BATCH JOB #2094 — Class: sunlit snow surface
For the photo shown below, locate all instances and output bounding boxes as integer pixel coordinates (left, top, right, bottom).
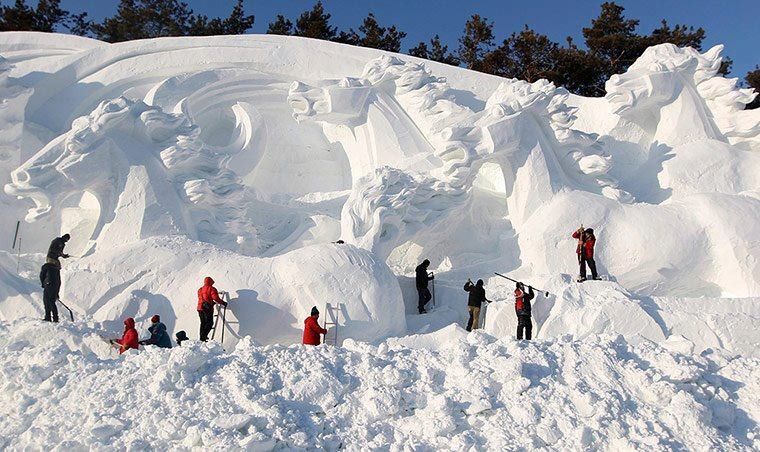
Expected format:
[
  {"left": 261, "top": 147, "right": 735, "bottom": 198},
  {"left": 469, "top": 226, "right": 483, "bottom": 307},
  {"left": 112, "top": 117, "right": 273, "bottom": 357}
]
[{"left": 0, "top": 32, "right": 759, "bottom": 449}]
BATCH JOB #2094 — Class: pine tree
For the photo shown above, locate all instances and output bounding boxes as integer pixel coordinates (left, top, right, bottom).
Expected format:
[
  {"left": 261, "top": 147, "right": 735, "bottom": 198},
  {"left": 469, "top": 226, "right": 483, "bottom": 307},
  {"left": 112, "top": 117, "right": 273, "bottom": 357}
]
[
  {"left": 294, "top": 1, "right": 337, "bottom": 40},
  {"left": 91, "top": 0, "right": 253, "bottom": 42},
  {"left": 0, "top": 0, "right": 69, "bottom": 32},
  {"left": 409, "top": 35, "right": 460, "bottom": 66},
  {"left": 188, "top": 0, "right": 254, "bottom": 36},
  {"left": 69, "top": 12, "right": 92, "bottom": 36},
  {"left": 267, "top": 15, "right": 293, "bottom": 35},
  {"left": 492, "top": 26, "right": 559, "bottom": 82},
  {"left": 746, "top": 66, "right": 760, "bottom": 110},
  {"left": 340, "top": 13, "right": 406, "bottom": 52},
  {"left": 648, "top": 19, "right": 705, "bottom": 49},
  {"left": 457, "top": 14, "right": 495, "bottom": 70},
  {"left": 582, "top": 1, "right": 648, "bottom": 79}
]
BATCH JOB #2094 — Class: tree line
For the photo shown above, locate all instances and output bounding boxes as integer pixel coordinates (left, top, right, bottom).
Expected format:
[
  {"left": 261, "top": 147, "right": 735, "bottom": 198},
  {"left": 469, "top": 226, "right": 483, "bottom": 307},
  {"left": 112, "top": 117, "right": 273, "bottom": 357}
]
[{"left": 0, "top": 0, "right": 757, "bottom": 105}]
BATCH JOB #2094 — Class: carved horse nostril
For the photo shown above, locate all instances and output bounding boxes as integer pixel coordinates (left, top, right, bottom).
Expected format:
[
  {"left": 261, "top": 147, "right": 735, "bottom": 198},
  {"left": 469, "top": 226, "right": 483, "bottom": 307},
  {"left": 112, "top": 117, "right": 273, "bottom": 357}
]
[{"left": 12, "top": 169, "right": 30, "bottom": 185}]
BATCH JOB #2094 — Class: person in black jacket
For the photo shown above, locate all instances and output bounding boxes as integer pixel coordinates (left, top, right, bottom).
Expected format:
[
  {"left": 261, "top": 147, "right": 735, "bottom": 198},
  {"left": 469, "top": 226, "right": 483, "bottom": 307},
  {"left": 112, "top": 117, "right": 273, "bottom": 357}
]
[
  {"left": 46, "top": 234, "right": 71, "bottom": 268},
  {"left": 140, "top": 315, "right": 172, "bottom": 348},
  {"left": 415, "top": 259, "right": 434, "bottom": 314},
  {"left": 463, "top": 278, "right": 490, "bottom": 331},
  {"left": 514, "top": 282, "right": 535, "bottom": 340},
  {"left": 39, "top": 262, "right": 61, "bottom": 322}
]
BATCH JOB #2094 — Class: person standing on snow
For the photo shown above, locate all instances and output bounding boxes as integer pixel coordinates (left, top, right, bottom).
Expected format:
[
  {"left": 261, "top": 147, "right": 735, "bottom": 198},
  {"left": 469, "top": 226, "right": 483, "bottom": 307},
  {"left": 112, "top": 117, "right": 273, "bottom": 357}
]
[
  {"left": 415, "top": 259, "right": 434, "bottom": 314},
  {"left": 39, "top": 262, "right": 61, "bottom": 323},
  {"left": 463, "top": 278, "right": 491, "bottom": 331},
  {"left": 303, "top": 306, "right": 328, "bottom": 345},
  {"left": 197, "top": 276, "right": 227, "bottom": 342},
  {"left": 46, "top": 233, "right": 71, "bottom": 268},
  {"left": 139, "top": 315, "right": 172, "bottom": 348},
  {"left": 572, "top": 227, "right": 599, "bottom": 282},
  {"left": 515, "top": 282, "right": 535, "bottom": 340},
  {"left": 110, "top": 317, "right": 139, "bottom": 354}
]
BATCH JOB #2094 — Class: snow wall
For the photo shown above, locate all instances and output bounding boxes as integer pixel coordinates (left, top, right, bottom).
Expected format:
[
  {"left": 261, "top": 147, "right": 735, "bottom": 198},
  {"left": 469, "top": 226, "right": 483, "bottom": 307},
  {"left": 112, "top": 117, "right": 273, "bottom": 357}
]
[{"left": 0, "top": 32, "right": 759, "bottom": 348}]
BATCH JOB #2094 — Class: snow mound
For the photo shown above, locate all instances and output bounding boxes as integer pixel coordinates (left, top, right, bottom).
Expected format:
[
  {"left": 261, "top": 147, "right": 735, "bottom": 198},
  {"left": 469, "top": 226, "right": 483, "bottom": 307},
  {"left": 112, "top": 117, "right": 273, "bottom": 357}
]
[
  {"left": 58, "top": 237, "right": 405, "bottom": 347},
  {"left": 1, "top": 318, "right": 758, "bottom": 450}
]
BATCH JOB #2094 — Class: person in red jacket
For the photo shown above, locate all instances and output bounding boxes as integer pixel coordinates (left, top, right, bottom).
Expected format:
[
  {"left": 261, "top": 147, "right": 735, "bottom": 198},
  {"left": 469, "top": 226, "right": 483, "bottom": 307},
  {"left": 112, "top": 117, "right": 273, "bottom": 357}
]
[
  {"left": 110, "top": 317, "right": 139, "bottom": 354},
  {"left": 303, "top": 306, "right": 328, "bottom": 346},
  {"left": 197, "top": 276, "right": 227, "bottom": 341},
  {"left": 572, "top": 227, "right": 599, "bottom": 282}
]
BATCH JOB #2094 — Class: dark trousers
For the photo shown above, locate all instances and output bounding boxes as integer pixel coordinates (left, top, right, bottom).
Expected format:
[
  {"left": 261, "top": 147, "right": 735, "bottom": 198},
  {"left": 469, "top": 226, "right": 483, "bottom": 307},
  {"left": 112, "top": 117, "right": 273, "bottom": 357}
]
[
  {"left": 417, "top": 288, "right": 432, "bottom": 313},
  {"left": 517, "top": 315, "right": 532, "bottom": 340},
  {"left": 198, "top": 304, "right": 215, "bottom": 341},
  {"left": 579, "top": 256, "right": 598, "bottom": 280},
  {"left": 43, "top": 285, "right": 59, "bottom": 322}
]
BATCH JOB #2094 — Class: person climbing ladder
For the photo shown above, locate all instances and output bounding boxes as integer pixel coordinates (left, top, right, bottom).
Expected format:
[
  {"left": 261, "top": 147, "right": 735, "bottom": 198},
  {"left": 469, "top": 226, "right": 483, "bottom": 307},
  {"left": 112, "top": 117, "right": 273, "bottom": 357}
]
[{"left": 197, "top": 276, "right": 227, "bottom": 341}]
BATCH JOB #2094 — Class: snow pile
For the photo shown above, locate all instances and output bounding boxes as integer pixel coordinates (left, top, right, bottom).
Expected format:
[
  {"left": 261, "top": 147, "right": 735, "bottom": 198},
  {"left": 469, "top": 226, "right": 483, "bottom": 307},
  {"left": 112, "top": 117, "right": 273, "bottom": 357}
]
[
  {"left": 0, "top": 318, "right": 757, "bottom": 450},
  {"left": 60, "top": 237, "right": 405, "bottom": 347}
]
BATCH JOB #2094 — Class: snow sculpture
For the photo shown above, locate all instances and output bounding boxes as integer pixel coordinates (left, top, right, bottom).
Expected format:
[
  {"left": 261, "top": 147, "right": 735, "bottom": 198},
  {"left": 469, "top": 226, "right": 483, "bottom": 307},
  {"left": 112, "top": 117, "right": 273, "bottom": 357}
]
[
  {"left": 4, "top": 96, "right": 258, "bottom": 255},
  {"left": 341, "top": 167, "right": 468, "bottom": 258},
  {"left": 606, "top": 43, "right": 759, "bottom": 151},
  {"left": 291, "top": 57, "right": 630, "bottom": 258},
  {"left": 0, "top": 56, "right": 33, "bottom": 164}
]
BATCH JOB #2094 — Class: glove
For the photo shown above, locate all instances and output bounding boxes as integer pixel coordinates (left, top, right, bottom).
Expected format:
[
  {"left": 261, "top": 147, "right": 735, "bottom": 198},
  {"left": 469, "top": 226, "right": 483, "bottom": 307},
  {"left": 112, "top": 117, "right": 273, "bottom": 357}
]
[{"left": 62, "top": 254, "right": 70, "bottom": 258}]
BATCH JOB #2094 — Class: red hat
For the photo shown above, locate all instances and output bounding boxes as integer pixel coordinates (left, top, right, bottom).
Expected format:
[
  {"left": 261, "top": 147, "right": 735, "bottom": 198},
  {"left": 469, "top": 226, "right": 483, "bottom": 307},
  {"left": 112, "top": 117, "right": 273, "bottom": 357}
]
[{"left": 151, "top": 315, "right": 160, "bottom": 323}]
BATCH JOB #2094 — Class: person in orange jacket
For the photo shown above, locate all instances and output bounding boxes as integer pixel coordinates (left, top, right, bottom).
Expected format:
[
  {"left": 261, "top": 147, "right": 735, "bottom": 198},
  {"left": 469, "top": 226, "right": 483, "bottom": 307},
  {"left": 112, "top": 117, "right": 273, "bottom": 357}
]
[
  {"left": 197, "top": 276, "right": 227, "bottom": 341},
  {"left": 110, "top": 317, "right": 139, "bottom": 354},
  {"left": 303, "top": 306, "right": 328, "bottom": 345},
  {"left": 572, "top": 227, "right": 599, "bottom": 282}
]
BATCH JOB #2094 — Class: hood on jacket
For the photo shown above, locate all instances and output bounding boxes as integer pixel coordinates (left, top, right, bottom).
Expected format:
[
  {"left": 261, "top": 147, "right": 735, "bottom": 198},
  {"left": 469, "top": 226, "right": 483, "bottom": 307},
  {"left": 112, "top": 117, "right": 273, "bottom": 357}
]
[
  {"left": 204, "top": 276, "right": 215, "bottom": 286},
  {"left": 124, "top": 317, "right": 135, "bottom": 329}
]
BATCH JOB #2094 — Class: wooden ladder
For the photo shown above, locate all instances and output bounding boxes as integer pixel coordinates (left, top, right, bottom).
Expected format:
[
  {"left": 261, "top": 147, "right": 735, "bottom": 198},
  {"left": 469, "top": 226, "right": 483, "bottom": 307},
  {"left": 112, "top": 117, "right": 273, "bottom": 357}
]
[
  {"left": 210, "top": 291, "right": 231, "bottom": 342},
  {"left": 323, "top": 302, "right": 341, "bottom": 346}
]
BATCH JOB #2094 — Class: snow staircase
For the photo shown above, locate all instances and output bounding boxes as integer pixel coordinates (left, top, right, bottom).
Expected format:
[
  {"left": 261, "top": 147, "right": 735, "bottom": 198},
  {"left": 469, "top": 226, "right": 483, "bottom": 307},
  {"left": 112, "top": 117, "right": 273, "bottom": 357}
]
[{"left": 323, "top": 302, "right": 341, "bottom": 346}]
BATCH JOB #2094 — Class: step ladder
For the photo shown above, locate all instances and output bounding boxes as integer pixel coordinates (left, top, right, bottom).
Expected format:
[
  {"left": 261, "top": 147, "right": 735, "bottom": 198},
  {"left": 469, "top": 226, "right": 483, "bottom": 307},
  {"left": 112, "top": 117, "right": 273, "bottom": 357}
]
[
  {"left": 323, "top": 302, "right": 341, "bottom": 346},
  {"left": 210, "top": 291, "right": 231, "bottom": 343}
]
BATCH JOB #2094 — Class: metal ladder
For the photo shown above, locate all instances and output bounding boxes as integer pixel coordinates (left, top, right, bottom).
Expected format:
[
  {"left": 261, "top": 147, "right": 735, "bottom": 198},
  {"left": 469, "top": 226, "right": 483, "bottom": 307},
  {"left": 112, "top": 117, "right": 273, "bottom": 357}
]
[
  {"left": 323, "top": 302, "right": 341, "bottom": 346},
  {"left": 210, "top": 291, "right": 231, "bottom": 343}
]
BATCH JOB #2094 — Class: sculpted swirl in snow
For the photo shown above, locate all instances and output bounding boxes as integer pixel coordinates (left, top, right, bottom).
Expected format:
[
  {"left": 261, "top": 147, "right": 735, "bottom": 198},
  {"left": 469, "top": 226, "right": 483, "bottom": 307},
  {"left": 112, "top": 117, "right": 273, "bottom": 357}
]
[
  {"left": 289, "top": 56, "right": 630, "bottom": 258},
  {"left": 0, "top": 34, "right": 759, "bottom": 348},
  {"left": 5, "top": 96, "right": 258, "bottom": 255}
]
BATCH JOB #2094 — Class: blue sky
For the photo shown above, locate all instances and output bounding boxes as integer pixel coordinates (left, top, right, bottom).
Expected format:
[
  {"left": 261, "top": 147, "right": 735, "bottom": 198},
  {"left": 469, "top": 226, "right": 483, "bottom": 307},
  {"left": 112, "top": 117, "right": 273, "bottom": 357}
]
[{"left": 53, "top": 0, "right": 759, "bottom": 78}]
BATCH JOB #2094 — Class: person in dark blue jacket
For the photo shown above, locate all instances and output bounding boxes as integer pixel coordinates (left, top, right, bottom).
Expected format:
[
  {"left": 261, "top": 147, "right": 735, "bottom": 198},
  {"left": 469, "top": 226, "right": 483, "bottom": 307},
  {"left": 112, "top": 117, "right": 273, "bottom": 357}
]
[{"left": 140, "top": 315, "right": 172, "bottom": 348}]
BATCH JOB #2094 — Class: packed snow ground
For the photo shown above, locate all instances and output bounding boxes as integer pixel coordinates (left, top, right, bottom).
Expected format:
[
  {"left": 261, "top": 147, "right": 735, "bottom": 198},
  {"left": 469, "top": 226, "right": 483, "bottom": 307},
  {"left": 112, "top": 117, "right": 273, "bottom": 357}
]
[{"left": 1, "top": 318, "right": 758, "bottom": 450}]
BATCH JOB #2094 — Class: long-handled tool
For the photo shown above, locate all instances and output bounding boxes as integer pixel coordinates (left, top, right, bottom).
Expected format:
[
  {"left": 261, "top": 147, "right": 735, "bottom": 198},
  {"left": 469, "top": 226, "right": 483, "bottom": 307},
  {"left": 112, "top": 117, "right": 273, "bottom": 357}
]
[
  {"left": 57, "top": 299, "right": 74, "bottom": 321},
  {"left": 220, "top": 302, "right": 227, "bottom": 344},
  {"left": 493, "top": 273, "right": 550, "bottom": 297},
  {"left": 430, "top": 272, "right": 436, "bottom": 307}
]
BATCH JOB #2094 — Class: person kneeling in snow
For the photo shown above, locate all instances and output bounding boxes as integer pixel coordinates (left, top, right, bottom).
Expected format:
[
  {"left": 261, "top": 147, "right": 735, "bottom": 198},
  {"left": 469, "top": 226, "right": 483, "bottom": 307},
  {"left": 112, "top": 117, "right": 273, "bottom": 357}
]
[
  {"left": 110, "top": 317, "right": 139, "bottom": 354},
  {"left": 139, "top": 315, "right": 172, "bottom": 348},
  {"left": 175, "top": 330, "right": 189, "bottom": 346},
  {"left": 197, "top": 276, "right": 227, "bottom": 341},
  {"left": 463, "top": 278, "right": 491, "bottom": 331},
  {"left": 303, "top": 306, "right": 328, "bottom": 345},
  {"left": 515, "top": 283, "right": 535, "bottom": 340}
]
